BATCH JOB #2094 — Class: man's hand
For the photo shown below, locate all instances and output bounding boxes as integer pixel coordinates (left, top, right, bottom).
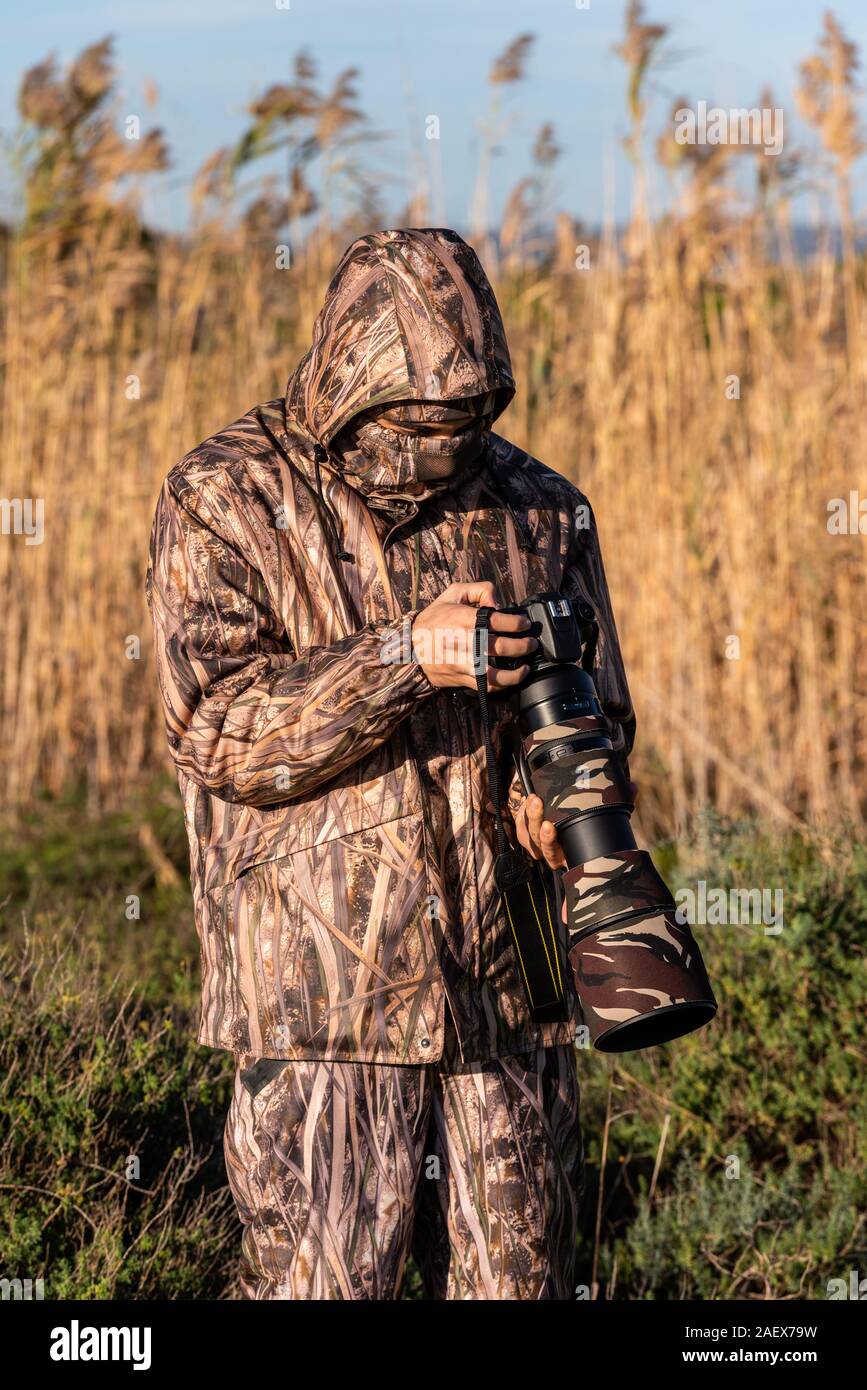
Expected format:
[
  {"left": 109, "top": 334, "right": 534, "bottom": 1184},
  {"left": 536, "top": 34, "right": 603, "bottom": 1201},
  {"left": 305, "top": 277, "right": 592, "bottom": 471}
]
[
  {"left": 513, "top": 780, "right": 638, "bottom": 874},
  {"left": 513, "top": 794, "right": 567, "bottom": 870},
  {"left": 411, "top": 580, "right": 537, "bottom": 692}
]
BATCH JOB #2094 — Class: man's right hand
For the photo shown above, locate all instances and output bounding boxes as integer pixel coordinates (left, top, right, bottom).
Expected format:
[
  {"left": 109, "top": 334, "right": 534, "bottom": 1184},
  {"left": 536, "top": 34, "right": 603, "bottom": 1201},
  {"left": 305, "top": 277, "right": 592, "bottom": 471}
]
[{"left": 411, "top": 581, "right": 537, "bottom": 691}]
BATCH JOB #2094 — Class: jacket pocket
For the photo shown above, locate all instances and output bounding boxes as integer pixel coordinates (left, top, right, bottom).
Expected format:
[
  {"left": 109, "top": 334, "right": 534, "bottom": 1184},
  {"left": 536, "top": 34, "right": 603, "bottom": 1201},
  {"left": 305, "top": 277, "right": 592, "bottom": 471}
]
[
  {"left": 238, "top": 1056, "right": 290, "bottom": 1101},
  {"left": 204, "top": 810, "right": 439, "bottom": 1060},
  {"left": 201, "top": 728, "right": 423, "bottom": 893}
]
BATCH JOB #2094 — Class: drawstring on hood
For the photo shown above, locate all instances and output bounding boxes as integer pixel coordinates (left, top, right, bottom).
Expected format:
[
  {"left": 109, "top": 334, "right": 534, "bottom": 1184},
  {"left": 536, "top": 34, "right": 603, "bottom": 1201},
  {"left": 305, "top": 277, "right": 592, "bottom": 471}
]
[
  {"left": 312, "top": 444, "right": 354, "bottom": 562},
  {"left": 256, "top": 407, "right": 356, "bottom": 571}
]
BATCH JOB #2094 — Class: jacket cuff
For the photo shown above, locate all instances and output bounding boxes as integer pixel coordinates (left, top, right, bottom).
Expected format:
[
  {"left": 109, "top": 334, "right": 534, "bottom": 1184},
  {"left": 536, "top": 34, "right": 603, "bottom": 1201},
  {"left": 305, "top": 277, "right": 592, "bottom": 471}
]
[{"left": 377, "top": 609, "right": 435, "bottom": 700}]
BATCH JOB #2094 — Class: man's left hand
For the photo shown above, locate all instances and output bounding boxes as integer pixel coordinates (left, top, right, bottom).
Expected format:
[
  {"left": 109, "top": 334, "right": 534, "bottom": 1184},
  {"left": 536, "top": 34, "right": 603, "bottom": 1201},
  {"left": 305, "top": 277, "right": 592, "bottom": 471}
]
[
  {"left": 511, "top": 780, "right": 639, "bottom": 874},
  {"left": 513, "top": 794, "right": 567, "bottom": 870}
]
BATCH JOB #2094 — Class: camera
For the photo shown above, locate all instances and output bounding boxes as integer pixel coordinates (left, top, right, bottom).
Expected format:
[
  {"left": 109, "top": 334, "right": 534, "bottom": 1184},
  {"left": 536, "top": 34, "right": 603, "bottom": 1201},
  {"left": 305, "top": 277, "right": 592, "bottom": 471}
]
[{"left": 493, "top": 592, "right": 717, "bottom": 1053}]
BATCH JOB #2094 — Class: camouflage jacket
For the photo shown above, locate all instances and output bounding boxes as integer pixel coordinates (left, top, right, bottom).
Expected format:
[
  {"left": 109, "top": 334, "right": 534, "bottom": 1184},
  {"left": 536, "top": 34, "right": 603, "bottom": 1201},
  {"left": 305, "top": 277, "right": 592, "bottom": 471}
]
[{"left": 146, "top": 228, "right": 635, "bottom": 1064}]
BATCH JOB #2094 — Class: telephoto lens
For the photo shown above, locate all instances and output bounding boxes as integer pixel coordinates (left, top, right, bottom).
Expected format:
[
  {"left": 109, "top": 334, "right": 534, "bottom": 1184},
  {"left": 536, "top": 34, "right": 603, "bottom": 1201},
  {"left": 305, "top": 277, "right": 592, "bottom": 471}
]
[{"left": 497, "top": 593, "right": 717, "bottom": 1053}]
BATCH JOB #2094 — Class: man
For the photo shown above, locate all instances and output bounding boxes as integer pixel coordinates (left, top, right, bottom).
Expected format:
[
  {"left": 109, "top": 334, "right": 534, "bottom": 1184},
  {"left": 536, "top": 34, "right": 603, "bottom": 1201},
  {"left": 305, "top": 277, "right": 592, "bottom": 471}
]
[{"left": 147, "top": 227, "right": 634, "bottom": 1300}]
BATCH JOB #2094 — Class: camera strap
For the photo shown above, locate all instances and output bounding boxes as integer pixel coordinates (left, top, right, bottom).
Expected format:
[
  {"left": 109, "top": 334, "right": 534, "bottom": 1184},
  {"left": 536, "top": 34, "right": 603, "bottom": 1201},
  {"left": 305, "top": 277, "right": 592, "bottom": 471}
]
[{"left": 474, "top": 608, "right": 569, "bottom": 1025}]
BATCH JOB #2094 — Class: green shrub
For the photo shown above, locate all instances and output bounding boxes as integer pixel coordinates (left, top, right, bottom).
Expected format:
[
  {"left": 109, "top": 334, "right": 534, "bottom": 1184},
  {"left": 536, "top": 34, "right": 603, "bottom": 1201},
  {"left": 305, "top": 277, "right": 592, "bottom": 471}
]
[
  {"left": 576, "top": 817, "right": 867, "bottom": 1299},
  {"left": 0, "top": 937, "right": 235, "bottom": 1299},
  {"left": 1, "top": 790, "right": 865, "bottom": 1298}
]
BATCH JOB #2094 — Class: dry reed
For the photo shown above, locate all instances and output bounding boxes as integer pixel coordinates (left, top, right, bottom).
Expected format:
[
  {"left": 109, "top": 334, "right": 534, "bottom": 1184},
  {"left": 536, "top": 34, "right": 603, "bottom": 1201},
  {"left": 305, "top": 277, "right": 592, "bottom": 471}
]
[{"left": 0, "top": 14, "right": 864, "bottom": 838}]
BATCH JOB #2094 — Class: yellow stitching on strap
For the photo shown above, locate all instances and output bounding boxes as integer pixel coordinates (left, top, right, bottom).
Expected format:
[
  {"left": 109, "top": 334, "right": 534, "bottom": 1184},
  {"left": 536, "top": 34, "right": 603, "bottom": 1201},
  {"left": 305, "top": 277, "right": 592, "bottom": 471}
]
[
  {"left": 528, "top": 880, "right": 559, "bottom": 991},
  {"left": 503, "top": 893, "right": 536, "bottom": 1007},
  {"left": 540, "top": 878, "right": 564, "bottom": 993}
]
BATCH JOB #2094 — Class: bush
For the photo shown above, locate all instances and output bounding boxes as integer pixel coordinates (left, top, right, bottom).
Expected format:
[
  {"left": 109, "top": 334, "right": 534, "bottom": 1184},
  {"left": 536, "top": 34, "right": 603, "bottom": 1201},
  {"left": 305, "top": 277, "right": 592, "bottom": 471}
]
[
  {"left": 0, "top": 936, "right": 236, "bottom": 1299},
  {"left": 1, "top": 790, "right": 865, "bottom": 1298},
  {"left": 576, "top": 817, "right": 867, "bottom": 1299}
]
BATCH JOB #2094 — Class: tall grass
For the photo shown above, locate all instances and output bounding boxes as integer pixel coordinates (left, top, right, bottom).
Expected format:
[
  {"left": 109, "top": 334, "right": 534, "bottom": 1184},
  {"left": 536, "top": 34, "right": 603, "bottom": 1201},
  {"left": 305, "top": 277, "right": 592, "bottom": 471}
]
[{"left": 0, "top": 11, "right": 865, "bottom": 838}]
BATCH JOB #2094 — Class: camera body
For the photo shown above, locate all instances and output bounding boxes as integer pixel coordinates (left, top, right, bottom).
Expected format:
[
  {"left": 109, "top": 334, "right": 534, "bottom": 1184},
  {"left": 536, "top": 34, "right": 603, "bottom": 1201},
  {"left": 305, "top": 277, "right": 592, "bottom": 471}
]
[
  {"left": 492, "top": 592, "right": 716, "bottom": 1053},
  {"left": 497, "top": 592, "right": 590, "bottom": 668}
]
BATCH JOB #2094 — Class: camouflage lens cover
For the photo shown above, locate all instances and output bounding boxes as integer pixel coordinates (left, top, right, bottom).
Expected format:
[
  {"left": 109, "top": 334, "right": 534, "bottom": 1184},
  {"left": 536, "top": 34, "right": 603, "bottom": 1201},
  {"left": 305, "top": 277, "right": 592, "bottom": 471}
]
[
  {"left": 530, "top": 748, "right": 633, "bottom": 827},
  {"left": 522, "top": 717, "right": 603, "bottom": 757},
  {"left": 563, "top": 850, "right": 716, "bottom": 1050},
  {"left": 562, "top": 847, "right": 675, "bottom": 940}
]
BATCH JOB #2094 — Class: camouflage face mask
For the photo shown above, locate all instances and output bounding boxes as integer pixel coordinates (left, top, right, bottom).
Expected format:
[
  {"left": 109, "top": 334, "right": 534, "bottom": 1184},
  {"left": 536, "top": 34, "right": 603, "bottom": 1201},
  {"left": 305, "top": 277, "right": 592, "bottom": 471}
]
[{"left": 333, "top": 394, "right": 496, "bottom": 494}]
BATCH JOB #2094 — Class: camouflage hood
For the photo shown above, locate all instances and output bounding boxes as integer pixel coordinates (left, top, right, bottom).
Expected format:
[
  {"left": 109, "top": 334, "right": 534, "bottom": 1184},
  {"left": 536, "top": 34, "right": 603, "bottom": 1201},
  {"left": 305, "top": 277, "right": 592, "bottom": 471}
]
[{"left": 284, "top": 228, "right": 515, "bottom": 508}]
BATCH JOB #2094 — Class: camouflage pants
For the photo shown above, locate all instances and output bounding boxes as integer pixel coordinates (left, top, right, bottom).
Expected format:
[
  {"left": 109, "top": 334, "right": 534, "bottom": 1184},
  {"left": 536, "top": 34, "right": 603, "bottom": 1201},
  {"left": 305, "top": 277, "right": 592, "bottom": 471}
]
[{"left": 223, "top": 1043, "right": 583, "bottom": 1300}]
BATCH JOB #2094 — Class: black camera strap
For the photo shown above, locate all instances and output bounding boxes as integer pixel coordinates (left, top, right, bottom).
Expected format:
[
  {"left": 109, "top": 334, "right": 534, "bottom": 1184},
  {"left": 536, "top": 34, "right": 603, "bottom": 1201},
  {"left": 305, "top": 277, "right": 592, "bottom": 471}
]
[{"left": 474, "top": 608, "right": 569, "bottom": 1025}]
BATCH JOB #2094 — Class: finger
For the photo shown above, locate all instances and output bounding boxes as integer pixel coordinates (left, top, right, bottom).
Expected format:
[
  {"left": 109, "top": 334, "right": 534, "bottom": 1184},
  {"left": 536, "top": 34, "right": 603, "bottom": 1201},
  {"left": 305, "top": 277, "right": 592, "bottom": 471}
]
[
  {"left": 513, "top": 803, "right": 538, "bottom": 857},
  {"left": 458, "top": 660, "right": 530, "bottom": 690},
  {"left": 489, "top": 611, "right": 532, "bottom": 633},
  {"left": 526, "top": 794, "right": 545, "bottom": 849},
  {"left": 539, "top": 819, "right": 567, "bottom": 870},
  {"left": 486, "top": 663, "right": 529, "bottom": 690},
  {"left": 446, "top": 580, "right": 498, "bottom": 608},
  {"left": 490, "top": 633, "right": 538, "bottom": 658}
]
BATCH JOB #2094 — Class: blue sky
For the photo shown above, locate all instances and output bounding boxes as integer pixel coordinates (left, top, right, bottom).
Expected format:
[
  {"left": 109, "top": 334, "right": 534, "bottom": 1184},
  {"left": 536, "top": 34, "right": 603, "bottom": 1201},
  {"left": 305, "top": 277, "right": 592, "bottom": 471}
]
[{"left": 2, "top": 0, "right": 865, "bottom": 230}]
